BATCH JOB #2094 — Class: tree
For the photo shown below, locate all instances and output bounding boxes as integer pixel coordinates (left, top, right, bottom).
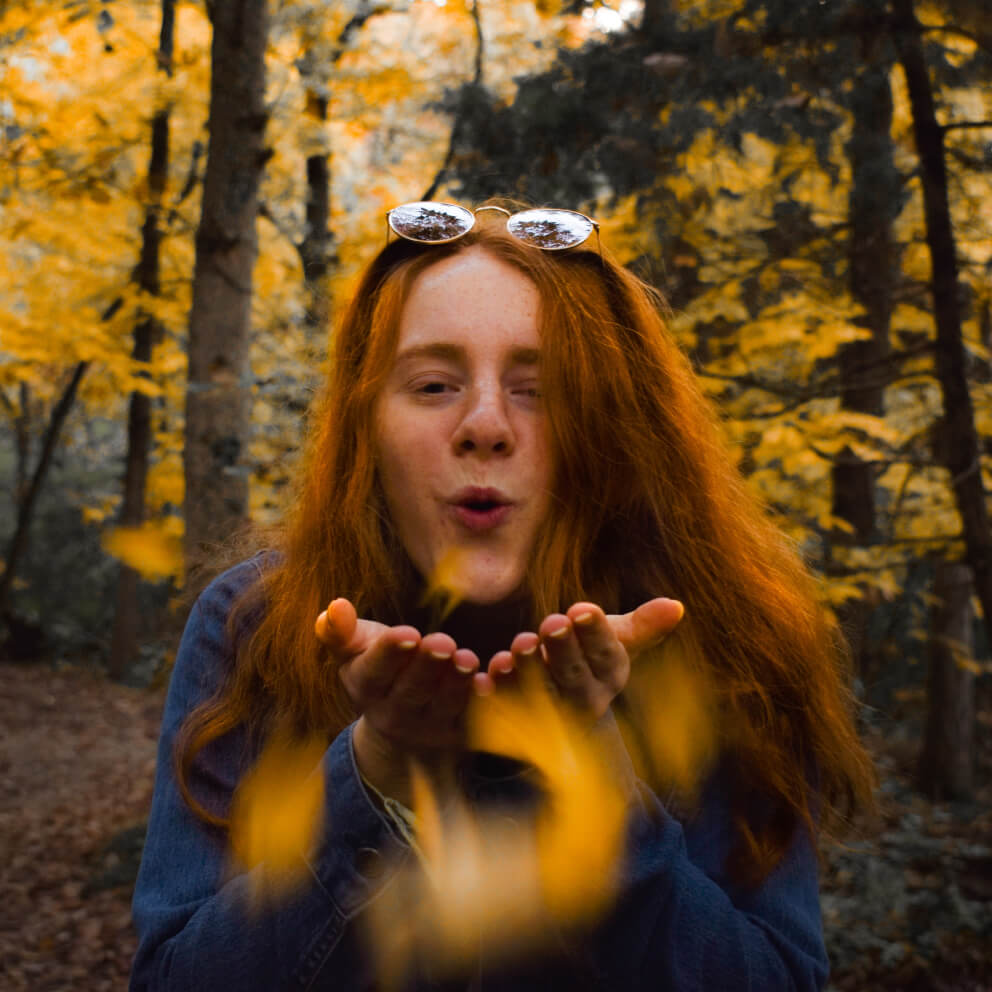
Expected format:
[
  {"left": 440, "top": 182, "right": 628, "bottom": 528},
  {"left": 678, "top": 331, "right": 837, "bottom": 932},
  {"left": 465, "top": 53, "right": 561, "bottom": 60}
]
[
  {"left": 184, "top": 0, "right": 270, "bottom": 580},
  {"left": 829, "top": 37, "right": 899, "bottom": 679},
  {"left": 108, "top": 0, "right": 177, "bottom": 680},
  {"left": 918, "top": 558, "right": 975, "bottom": 798},
  {"left": 442, "top": 0, "right": 992, "bottom": 678},
  {"left": 0, "top": 1, "right": 206, "bottom": 654},
  {"left": 891, "top": 0, "right": 992, "bottom": 636}
]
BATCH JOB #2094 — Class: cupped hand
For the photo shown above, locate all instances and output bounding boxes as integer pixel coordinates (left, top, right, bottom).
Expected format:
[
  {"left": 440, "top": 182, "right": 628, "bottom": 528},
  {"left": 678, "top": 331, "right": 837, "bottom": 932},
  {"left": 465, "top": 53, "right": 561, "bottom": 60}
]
[
  {"left": 475, "top": 598, "right": 684, "bottom": 720},
  {"left": 315, "top": 598, "right": 480, "bottom": 802}
]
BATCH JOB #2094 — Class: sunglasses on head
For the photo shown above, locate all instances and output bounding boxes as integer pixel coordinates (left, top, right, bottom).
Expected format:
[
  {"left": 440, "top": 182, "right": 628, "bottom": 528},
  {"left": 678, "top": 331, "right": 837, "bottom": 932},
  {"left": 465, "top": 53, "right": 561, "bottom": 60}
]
[{"left": 386, "top": 201, "right": 600, "bottom": 252}]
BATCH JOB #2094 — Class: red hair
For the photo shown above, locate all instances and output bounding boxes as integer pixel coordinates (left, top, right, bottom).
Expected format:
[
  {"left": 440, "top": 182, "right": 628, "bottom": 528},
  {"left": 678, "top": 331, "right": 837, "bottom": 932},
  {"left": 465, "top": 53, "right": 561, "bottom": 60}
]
[{"left": 176, "top": 211, "right": 873, "bottom": 882}]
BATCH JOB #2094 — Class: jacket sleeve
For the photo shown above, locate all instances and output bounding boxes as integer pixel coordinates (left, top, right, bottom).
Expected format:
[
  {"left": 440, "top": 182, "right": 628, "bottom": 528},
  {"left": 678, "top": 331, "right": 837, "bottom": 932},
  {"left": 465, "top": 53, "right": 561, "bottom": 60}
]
[
  {"left": 588, "top": 771, "right": 830, "bottom": 992},
  {"left": 129, "top": 562, "right": 411, "bottom": 992}
]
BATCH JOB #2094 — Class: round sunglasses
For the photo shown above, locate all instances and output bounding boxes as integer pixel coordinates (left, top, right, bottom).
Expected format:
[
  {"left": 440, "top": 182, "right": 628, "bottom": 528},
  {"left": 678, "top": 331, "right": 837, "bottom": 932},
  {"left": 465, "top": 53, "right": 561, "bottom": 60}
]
[{"left": 386, "top": 201, "right": 600, "bottom": 252}]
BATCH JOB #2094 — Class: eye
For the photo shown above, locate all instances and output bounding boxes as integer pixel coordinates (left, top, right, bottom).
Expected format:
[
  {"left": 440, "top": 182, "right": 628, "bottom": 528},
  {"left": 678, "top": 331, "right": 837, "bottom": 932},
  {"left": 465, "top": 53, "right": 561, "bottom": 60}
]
[
  {"left": 409, "top": 375, "right": 458, "bottom": 398},
  {"left": 511, "top": 380, "right": 542, "bottom": 402}
]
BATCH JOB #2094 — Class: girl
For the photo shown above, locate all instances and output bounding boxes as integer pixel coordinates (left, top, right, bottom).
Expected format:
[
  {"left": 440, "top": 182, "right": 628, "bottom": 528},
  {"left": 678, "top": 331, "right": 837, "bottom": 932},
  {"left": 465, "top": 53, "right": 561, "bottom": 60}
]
[{"left": 130, "top": 202, "right": 873, "bottom": 991}]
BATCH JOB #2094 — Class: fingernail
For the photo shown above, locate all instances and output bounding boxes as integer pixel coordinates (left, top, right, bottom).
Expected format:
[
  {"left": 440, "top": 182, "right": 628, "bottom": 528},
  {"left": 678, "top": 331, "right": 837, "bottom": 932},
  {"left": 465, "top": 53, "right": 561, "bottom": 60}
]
[
  {"left": 548, "top": 625, "right": 570, "bottom": 639},
  {"left": 520, "top": 643, "right": 537, "bottom": 656},
  {"left": 573, "top": 611, "right": 594, "bottom": 626},
  {"left": 455, "top": 660, "right": 475, "bottom": 673},
  {"left": 398, "top": 640, "right": 417, "bottom": 651},
  {"left": 430, "top": 650, "right": 453, "bottom": 661}
]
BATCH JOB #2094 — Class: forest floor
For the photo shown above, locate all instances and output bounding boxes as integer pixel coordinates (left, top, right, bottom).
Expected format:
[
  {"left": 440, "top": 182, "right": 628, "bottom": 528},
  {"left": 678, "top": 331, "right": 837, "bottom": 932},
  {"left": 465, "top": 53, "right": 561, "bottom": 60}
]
[{"left": 0, "top": 662, "right": 990, "bottom": 991}]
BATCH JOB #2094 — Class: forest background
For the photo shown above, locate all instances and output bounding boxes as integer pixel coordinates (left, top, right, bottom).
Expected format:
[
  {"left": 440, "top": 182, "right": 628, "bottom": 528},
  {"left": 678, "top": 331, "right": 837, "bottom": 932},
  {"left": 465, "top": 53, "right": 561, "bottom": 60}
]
[{"left": 1, "top": 0, "right": 991, "bottom": 988}]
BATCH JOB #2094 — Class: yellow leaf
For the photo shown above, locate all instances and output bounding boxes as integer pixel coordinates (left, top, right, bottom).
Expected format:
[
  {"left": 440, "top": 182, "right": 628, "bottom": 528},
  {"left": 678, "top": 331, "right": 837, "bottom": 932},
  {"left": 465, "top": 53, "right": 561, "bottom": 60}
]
[
  {"left": 619, "top": 635, "right": 717, "bottom": 797},
  {"left": 420, "top": 546, "right": 471, "bottom": 622},
  {"left": 954, "top": 656, "right": 983, "bottom": 676},
  {"left": 229, "top": 731, "right": 326, "bottom": 902},
  {"left": 101, "top": 521, "right": 183, "bottom": 581},
  {"left": 469, "top": 665, "right": 627, "bottom": 920},
  {"left": 366, "top": 667, "right": 628, "bottom": 983}
]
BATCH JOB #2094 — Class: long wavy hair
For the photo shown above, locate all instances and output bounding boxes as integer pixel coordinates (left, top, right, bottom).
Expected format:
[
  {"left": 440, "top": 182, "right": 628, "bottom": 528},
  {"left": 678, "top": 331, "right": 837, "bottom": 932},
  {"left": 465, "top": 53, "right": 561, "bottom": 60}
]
[{"left": 175, "top": 210, "right": 873, "bottom": 883}]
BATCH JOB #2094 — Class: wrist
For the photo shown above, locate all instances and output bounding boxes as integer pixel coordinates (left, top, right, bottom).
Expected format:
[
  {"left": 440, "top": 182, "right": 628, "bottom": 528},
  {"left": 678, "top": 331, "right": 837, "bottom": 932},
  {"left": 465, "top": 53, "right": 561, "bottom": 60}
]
[{"left": 353, "top": 717, "right": 414, "bottom": 806}]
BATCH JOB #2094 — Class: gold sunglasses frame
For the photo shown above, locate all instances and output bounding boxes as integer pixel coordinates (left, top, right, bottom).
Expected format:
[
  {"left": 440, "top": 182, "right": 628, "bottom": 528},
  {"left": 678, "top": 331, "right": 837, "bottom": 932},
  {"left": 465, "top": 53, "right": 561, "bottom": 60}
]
[{"left": 385, "top": 201, "right": 601, "bottom": 253}]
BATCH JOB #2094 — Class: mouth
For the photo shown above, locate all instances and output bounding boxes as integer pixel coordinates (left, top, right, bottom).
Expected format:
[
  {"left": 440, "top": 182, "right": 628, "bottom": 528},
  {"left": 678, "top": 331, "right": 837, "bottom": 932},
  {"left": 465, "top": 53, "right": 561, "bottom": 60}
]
[{"left": 449, "top": 487, "right": 514, "bottom": 532}]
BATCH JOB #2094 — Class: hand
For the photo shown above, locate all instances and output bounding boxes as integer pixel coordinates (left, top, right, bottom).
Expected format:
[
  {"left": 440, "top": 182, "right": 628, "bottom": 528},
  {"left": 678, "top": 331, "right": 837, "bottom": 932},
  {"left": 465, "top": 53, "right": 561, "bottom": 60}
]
[
  {"left": 475, "top": 598, "right": 684, "bottom": 720},
  {"left": 315, "top": 598, "right": 480, "bottom": 803}
]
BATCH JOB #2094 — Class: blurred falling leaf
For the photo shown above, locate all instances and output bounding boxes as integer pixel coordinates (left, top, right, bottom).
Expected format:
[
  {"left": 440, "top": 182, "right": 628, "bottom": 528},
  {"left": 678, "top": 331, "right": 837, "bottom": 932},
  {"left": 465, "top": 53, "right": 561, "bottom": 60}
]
[
  {"left": 228, "top": 731, "right": 325, "bottom": 905},
  {"left": 101, "top": 521, "right": 183, "bottom": 581},
  {"left": 367, "top": 666, "right": 627, "bottom": 984},
  {"left": 420, "top": 546, "right": 470, "bottom": 622},
  {"left": 619, "top": 636, "right": 716, "bottom": 799},
  {"left": 470, "top": 664, "right": 627, "bottom": 920}
]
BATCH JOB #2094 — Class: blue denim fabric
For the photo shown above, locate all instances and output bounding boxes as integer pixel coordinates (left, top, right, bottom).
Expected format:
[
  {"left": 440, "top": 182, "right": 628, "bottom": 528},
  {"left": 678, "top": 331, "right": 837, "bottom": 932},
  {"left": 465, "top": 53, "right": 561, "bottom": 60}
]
[{"left": 130, "top": 561, "right": 829, "bottom": 991}]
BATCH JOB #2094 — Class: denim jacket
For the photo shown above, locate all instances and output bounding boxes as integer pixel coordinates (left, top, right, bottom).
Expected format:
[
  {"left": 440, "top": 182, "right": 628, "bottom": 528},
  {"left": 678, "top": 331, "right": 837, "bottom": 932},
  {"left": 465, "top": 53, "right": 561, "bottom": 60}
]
[{"left": 130, "top": 560, "right": 829, "bottom": 991}]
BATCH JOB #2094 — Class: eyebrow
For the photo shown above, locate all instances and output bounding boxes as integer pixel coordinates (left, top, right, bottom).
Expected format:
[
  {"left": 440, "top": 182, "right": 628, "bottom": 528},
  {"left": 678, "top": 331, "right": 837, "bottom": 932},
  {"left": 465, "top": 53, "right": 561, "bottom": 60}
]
[{"left": 393, "top": 343, "right": 540, "bottom": 366}]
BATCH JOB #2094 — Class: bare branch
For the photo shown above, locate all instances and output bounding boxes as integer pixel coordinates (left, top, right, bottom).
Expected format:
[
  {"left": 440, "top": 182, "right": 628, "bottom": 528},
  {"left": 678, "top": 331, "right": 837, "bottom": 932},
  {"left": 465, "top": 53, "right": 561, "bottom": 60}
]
[
  {"left": 422, "top": 0, "right": 485, "bottom": 202},
  {"left": 918, "top": 21, "right": 992, "bottom": 55},
  {"left": 0, "top": 387, "right": 16, "bottom": 420},
  {"left": 942, "top": 120, "right": 992, "bottom": 133}
]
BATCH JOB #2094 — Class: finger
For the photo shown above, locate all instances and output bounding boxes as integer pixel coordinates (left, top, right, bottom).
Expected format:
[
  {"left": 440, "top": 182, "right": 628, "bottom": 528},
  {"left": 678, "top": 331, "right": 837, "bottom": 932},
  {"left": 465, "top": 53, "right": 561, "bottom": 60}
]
[
  {"left": 315, "top": 597, "right": 357, "bottom": 648},
  {"left": 609, "top": 598, "right": 684, "bottom": 659},
  {"left": 430, "top": 653, "right": 478, "bottom": 727},
  {"left": 566, "top": 603, "right": 626, "bottom": 686},
  {"left": 488, "top": 650, "right": 515, "bottom": 678},
  {"left": 453, "top": 648, "right": 479, "bottom": 676},
  {"left": 390, "top": 633, "right": 457, "bottom": 706},
  {"left": 510, "top": 631, "right": 540, "bottom": 666},
  {"left": 539, "top": 614, "right": 591, "bottom": 693},
  {"left": 505, "top": 633, "right": 541, "bottom": 686},
  {"left": 340, "top": 633, "right": 418, "bottom": 704}
]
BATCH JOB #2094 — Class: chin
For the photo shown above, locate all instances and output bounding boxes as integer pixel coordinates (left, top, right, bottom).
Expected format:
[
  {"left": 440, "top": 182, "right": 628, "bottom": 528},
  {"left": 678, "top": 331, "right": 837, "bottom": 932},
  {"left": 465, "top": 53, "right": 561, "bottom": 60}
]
[{"left": 457, "top": 569, "right": 526, "bottom": 606}]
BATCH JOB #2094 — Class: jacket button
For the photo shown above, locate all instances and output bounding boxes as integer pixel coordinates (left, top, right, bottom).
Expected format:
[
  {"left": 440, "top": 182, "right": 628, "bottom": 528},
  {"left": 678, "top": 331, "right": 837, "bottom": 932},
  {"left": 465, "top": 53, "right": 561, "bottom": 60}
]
[{"left": 357, "top": 846, "right": 385, "bottom": 879}]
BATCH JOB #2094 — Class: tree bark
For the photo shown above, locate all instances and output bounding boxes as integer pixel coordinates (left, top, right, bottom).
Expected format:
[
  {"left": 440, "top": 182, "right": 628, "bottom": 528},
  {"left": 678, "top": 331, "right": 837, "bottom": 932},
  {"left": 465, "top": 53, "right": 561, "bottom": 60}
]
[
  {"left": 830, "top": 54, "right": 896, "bottom": 677},
  {"left": 891, "top": 0, "right": 992, "bottom": 641},
  {"left": 299, "top": 93, "right": 332, "bottom": 348},
  {"left": 184, "top": 0, "right": 269, "bottom": 585},
  {"left": 0, "top": 362, "right": 89, "bottom": 617},
  {"left": 918, "top": 559, "right": 975, "bottom": 799},
  {"left": 639, "top": 0, "right": 672, "bottom": 39},
  {"left": 108, "top": 0, "right": 175, "bottom": 680},
  {"left": 295, "top": 5, "right": 386, "bottom": 350},
  {"left": 14, "top": 382, "right": 31, "bottom": 507}
]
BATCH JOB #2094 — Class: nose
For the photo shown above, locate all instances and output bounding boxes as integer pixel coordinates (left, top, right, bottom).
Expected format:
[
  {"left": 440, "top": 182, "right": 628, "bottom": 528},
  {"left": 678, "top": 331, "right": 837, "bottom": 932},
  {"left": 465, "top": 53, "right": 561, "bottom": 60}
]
[{"left": 451, "top": 386, "right": 515, "bottom": 456}]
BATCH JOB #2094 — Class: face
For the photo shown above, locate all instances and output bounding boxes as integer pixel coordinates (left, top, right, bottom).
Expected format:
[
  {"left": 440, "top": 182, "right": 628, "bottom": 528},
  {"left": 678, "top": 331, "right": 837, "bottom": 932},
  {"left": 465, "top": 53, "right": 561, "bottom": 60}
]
[{"left": 375, "top": 247, "right": 553, "bottom": 605}]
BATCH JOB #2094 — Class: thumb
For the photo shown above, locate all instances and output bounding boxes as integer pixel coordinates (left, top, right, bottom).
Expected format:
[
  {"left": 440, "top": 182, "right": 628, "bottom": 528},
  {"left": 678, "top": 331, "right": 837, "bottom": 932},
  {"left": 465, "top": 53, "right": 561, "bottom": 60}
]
[
  {"left": 611, "top": 597, "right": 684, "bottom": 658},
  {"left": 315, "top": 598, "right": 365, "bottom": 655}
]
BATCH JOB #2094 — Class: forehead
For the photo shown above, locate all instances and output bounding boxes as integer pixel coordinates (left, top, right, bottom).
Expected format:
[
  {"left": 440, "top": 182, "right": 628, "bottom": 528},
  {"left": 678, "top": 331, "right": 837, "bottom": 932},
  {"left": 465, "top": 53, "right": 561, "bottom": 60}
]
[{"left": 396, "top": 247, "right": 541, "bottom": 352}]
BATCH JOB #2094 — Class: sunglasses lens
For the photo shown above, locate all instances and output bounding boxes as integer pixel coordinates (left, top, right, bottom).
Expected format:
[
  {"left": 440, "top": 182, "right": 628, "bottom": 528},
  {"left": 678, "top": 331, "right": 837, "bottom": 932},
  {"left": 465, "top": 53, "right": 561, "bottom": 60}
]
[
  {"left": 388, "top": 201, "right": 475, "bottom": 243},
  {"left": 506, "top": 208, "right": 594, "bottom": 250}
]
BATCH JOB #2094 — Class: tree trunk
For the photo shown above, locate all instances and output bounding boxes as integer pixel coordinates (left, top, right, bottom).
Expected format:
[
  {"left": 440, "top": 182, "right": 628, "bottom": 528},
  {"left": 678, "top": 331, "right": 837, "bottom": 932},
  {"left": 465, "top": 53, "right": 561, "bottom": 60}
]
[
  {"left": 640, "top": 0, "right": 672, "bottom": 38},
  {"left": 14, "top": 382, "right": 30, "bottom": 507},
  {"left": 917, "top": 559, "right": 975, "bottom": 799},
  {"left": 108, "top": 0, "right": 175, "bottom": 680},
  {"left": 299, "top": 93, "right": 333, "bottom": 349},
  {"left": 830, "top": 54, "right": 896, "bottom": 678},
  {"left": 184, "top": 0, "right": 269, "bottom": 586},
  {"left": 0, "top": 362, "right": 89, "bottom": 618},
  {"left": 892, "top": 0, "right": 992, "bottom": 641}
]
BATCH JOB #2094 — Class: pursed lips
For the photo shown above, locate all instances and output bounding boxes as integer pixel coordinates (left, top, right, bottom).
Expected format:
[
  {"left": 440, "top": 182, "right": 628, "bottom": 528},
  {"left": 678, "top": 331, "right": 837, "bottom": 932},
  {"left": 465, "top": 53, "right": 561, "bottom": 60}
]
[{"left": 447, "top": 486, "right": 515, "bottom": 531}]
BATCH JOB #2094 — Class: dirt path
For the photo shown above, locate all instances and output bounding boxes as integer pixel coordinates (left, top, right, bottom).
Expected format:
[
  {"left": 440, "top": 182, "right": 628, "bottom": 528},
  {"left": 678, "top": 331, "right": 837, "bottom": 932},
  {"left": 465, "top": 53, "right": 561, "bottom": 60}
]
[
  {"left": 0, "top": 665, "right": 163, "bottom": 991},
  {"left": 1, "top": 662, "right": 990, "bottom": 990}
]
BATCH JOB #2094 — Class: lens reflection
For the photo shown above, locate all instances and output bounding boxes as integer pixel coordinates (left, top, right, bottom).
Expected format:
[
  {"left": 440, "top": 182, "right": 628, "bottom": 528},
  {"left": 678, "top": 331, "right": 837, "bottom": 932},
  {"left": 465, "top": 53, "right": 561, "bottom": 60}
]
[
  {"left": 507, "top": 209, "right": 594, "bottom": 250},
  {"left": 388, "top": 202, "right": 475, "bottom": 243}
]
